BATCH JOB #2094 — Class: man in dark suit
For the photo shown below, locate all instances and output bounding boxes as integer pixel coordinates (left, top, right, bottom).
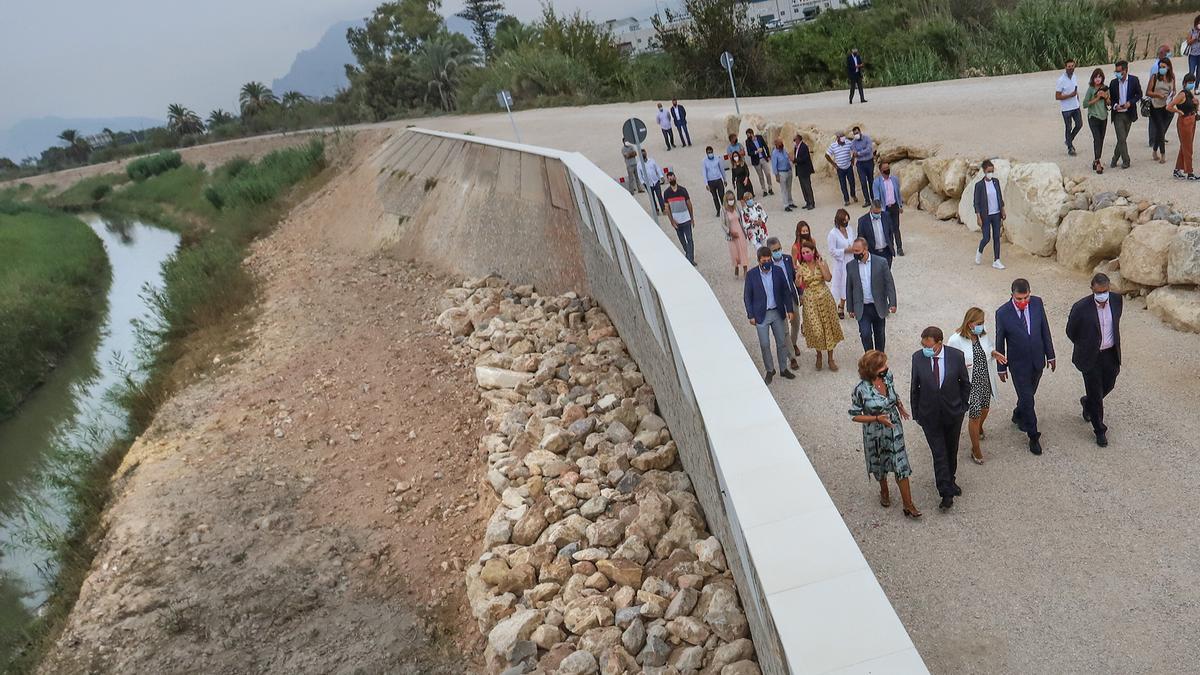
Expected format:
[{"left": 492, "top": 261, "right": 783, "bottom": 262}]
[
  {"left": 768, "top": 236, "right": 801, "bottom": 371},
  {"left": 844, "top": 238, "right": 897, "bottom": 352},
  {"left": 994, "top": 278, "right": 1056, "bottom": 455},
  {"left": 744, "top": 246, "right": 796, "bottom": 384},
  {"left": 1109, "top": 59, "right": 1143, "bottom": 169},
  {"left": 670, "top": 98, "right": 691, "bottom": 147},
  {"left": 792, "top": 133, "right": 815, "bottom": 210},
  {"left": 857, "top": 200, "right": 895, "bottom": 266},
  {"left": 910, "top": 326, "right": 971, "bottom": 510},
  {"left": 847, "top": 48, "right": 867, "bottom": 104},
  {"left": 1065, "top": 273, "right": 1123, "bottom": 447}
]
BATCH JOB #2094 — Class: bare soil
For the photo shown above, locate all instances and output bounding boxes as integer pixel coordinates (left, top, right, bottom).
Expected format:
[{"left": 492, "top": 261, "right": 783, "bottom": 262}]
[{"left": 39, "top": 131, "right": 488, "bottom": 674}]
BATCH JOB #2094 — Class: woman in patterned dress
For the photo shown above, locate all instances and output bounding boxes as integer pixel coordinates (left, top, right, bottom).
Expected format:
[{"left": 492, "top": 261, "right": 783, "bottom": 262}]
[
  {"left": 947, "top": 307, "right": 1003, "bottom": 464},
  {"left": 794, "top": 239, "right": 844, "bottom": 371},
  {"left": 739, "top": 191, "right": 769, "bottom": 250},
  {"left": 849, "top": 350, "right": 921, "bottom": 517}
]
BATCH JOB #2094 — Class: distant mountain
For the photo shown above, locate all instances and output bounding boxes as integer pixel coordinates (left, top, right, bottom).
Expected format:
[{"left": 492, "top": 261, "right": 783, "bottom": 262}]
[
  {"left": 0, "top": 116, "right": 162, "bottom": 161},
  {"left": 272, "top": 20, "right": 358, "bottom": 99}
]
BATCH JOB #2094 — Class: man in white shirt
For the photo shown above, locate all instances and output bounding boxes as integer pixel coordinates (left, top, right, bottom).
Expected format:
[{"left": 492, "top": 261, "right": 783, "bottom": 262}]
[
  {"left": 1108, "top": 59, "right": 1144, "bottom": 169},
  {"left": 638, "top": 149, "right": 664, "bottom": 214},
  {"left": 824, "top": 133, "right": 857, "bottom": 206},
  {"left": 1055, "top": 58, "right": 1082, "bottom": 156},
  {"left": 1065, "top": 273, "right": 1123, "bottom": 447},
  {"left": 844, "top": 238, "right": 897, "bottom": 352},
  {"left": 655, "top": 103, "right": 675, "bottom": 151}
]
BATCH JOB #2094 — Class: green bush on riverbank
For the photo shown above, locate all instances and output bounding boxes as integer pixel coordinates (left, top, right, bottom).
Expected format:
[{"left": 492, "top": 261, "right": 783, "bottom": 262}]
[{"left": 0, "top": 203, "right": 110, "bottom": 419}]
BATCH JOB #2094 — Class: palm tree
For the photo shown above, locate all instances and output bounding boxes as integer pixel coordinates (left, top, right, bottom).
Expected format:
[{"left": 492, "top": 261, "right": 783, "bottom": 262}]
[
  {"left": 281, "top": 91, "right": 309, "bottom": 109},
  {"left": 101, "top": 127, "right": 116, "bottom": 147},
  {"left": 57, "top": 129, "right": 92, "bottom": 163},
  {"left": 239, "top": 81, "right": 278, "bottom": 117},
  {"left": 494, "top": 17, "right": 540, "bottom": 54},
  {"left": 166, "top": 103, "right": 204, "bottom": 135},
  {"left": 414, "top": 35, "right": 479, "bottom": 112},
  {"left": 207, "top": 109, "right": 235, "bottom": 128}
]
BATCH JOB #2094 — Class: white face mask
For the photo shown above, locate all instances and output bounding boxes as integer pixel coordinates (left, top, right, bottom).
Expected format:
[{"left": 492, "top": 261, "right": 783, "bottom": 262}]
[
  {"left": 1094, "top": 291, "right": 1110, "bottom": 303},
  {"left": 985, "top": 171, "right": 995, "bottom": 179},
  {"left": 853, "top": 133, "right": 861, "bottom": 140}
]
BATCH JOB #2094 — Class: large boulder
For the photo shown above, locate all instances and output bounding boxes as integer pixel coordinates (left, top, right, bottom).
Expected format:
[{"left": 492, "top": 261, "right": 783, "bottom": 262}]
[
  {"left": 941, "top": 158, "right": 970, "bottom": 198},
  {"left": 956, "top": 159, "right": 1013, "bottom": 231},
  {"left": 1002, "top": 162, "right": 1068, "bottom": 257},
  {"left": 936, "top": 199, "right": 960, "bottom": 221},
  {"left": 877, "top": 144, "right": 931, "bottom": 164},
  {"left": 1093, "top": 259, "right": 1151, "bottom": 297},
  {"left": 1120, "top": 220, "right": 1177, "bottom": 286},
  {"left": 1167, "top": 226, "right": 1200, "bottom": 285},
  {"left": 919, "top": 185, "right": 946, "bottom": 211},
  {"left": 894, "top": 160, "right": 928, "bottom": 202},
  {"left": 1147, "top": 286, "right": 1200, "bottom": 332},
  {"left": 921, "top": 157, "right": 951, "bottom": 196},
  {"left": 1055, "top": 207, "right": 1131, "bottom": 271},
  {"left": 778, "top": 121, "right": 800, "bottom": 146},
  {"left": 714, "top": 114, "right": 740, "bottom": 142},
  {"left": 742, "top": 113, "right": 768, "bottom": 136}
]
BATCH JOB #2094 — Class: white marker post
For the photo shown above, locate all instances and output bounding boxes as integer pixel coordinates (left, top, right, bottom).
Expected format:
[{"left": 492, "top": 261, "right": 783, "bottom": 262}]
[
  {"left": 623, "top": 117, "right": 658, "bottom": 222},
  {"left": 497, "top": 90, "right": 520, "bottom": 143},
  {"left": 720, "top": 51, "right": 741, "bottom": 115}
]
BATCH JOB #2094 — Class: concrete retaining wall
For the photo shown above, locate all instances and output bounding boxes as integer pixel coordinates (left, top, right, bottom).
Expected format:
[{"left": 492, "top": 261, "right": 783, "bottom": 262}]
[{"left": 372, "top": 128, "right": 928, "bottom": 675}]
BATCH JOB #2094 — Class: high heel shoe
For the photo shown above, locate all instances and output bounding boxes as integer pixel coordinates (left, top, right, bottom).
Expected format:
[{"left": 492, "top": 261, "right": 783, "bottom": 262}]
[
  {"left": 903, "top": 506, "right": 922, "bottom": 518},
  {"left": 972, "top": 452, "right": 985, "bottom": 465}
]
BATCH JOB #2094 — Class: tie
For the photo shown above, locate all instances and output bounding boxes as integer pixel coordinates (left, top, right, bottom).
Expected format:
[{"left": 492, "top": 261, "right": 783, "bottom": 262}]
[
  {"left": 1019, "top": 308, "right": 1028, "bottom": 333},
  {"left": 932, "top": 356, "right": 940, "bottom": 386}
]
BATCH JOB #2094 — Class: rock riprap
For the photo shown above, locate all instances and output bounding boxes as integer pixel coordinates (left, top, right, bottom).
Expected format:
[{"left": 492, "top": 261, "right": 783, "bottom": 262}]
[{"left": 439, "top": 277, "right": 760, "bottom": 675}]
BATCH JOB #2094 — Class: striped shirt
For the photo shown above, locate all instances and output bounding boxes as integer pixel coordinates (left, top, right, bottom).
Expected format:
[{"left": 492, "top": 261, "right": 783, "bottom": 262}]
[
  {"left": 827, "top": 140, "right": 852, "bottom": 169},
  {"left": 663, "top": 185, "right": 692, "bottom": 225}
]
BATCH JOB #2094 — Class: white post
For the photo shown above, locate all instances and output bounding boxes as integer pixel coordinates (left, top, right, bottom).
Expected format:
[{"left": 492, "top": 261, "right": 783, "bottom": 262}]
[{"left": 503, "top": 96, "right": 521, "bottom": 143}]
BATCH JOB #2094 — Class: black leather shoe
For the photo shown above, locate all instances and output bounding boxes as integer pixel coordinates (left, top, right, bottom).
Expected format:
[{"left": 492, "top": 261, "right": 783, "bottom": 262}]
[
  {"left": 939, "top": 496, "right": 953, "bottom": 510},
  {"left": 1029, "top": 438, "right": 1043, "bottom": 455},
  {"left": 1096, "top": 432, "right": 1108, "bottom": 447},
  {"left": 1080, "top": 396, "right": 1091, "bottom": 422},
  {"left": 764, "top": 370, "right": 775, "bottom": 384},
  {"left": 952, "top": 484, "right": 962, "bottom": 497},
  {"left": 780, "top": 369, "right": 796, "bottom": 379},
  {"left": 897, "top": 248, "right": 906, "bottom": 256}
]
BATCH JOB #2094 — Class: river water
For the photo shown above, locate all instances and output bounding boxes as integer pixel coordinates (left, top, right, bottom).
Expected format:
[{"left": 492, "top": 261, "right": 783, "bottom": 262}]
[{"left": 0, "top": 215, "right": 178, "bottom": 645}]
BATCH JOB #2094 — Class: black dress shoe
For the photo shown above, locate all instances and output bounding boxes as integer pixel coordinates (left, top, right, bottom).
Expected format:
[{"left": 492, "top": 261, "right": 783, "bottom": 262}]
[
  {"left": 897, "top": 248, "right": 906, "bottom": 256},
  {"left": 1011, "top": 409, "right": 1021, "bottom": 426},
  {"left": 1080, "top": 396, "right": 1091, "bottom": 422},
  {"left": 780, "top": 369, "right": 796, "bottom": 379},
  {"left": 1029, "top": 438, "right": 1043, "bottom": 455},
  {"left": 1096, "top": 432, "right": 1109, "bottom": 447},
  {"left": 952, "top": 484, "right": 962, "bottom": 497},
  {"left": 939, "top": 496, "right": 954, "bottom": 510},
  {"left": 764, "top": 370, "right": 775, "bottom": 384}
]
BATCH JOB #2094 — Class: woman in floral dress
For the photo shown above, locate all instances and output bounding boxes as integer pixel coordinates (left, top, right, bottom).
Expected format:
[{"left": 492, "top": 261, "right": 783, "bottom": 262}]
[
  {"left": 848, "top": 350, "right": 921, "bottom": 517},
  {"left": 794, "top": 239, "right": 844, "bottom": 371},
  {"left": 739, "top": 191, "right": 769, "bottom": 251}
]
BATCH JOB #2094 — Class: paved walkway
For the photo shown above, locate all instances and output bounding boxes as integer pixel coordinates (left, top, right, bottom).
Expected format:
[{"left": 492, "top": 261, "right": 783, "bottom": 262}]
[{"left": 418, "top": 66, "right": 1200, "bottom": 673}]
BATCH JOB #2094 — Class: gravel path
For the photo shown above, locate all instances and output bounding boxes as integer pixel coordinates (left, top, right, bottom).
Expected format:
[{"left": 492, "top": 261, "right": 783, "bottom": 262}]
[{"left": 417, "top": 68, "right": 1200, "bottom": 673}]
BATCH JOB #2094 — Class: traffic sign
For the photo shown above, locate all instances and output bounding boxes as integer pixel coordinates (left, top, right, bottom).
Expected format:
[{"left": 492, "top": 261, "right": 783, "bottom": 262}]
[
  {"left": 622, "top": 117, "right": 648, "bottom": 146},
  {"left": 496, "top": 90, "right": 513, "bottom": 108},
  {"left": 720, "top": 51, "right": 734, "bottom": 71}
]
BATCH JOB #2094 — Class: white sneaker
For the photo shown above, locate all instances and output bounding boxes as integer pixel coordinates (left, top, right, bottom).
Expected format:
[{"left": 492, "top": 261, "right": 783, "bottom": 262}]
[
  {"left": 992, "top": 259, "right": 1006, "bottom": 270},
  {"left": 975, "top": 251, "right": 982, "bottom": 265}
]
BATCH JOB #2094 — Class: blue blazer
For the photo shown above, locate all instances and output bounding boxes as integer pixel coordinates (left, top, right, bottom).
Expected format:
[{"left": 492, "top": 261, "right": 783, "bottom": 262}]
[
  {"left": 994, "top": 296, "right": 1056, "bottom": 374},
  {"left": 743, "top": 264, "right": 795, "bottom": 323},
  {"left": 857, "top": 211, "right": 895, "bottom": 261},
  {"left": 973, "top": 177, "right": 1005, "bottom": 216}
]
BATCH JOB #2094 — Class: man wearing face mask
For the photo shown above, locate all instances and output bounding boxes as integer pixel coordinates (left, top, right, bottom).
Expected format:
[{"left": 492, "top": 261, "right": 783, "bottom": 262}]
[
  {"left": 857, "top": 199, "right": 895, "bottom": 267},
  {"left": 638, "top": 149, "right": 664, "bottom": 214},
  {"left": 656, "top": 102, "right": 675, "bottom": 151},
  {"left": 910, "top": 326, "right": 971, "bottom": 511},
  {"left": 872, "top": 161, "right": 904, "bottom": 255},
  {"left": 849, "top": 126, "right": 875, "bottom": 207},
  {"left": 767, "top": 236, "right": 801, "bottom": 371},
  {"left": 793, "top": 133, "right": 816, "bottom": 210},
  {"left": 745, "top": 128, "right": 775, "bottom": 196},
  {"left": 771, "top": 140, "right": 796, "bottom": 211},
  {"left": 662, "top": 172, "right": 697, "bottom": 266},
  {"left": 743, "top": 246, "right": 796, "bottom": 383},
  {"left": 844, "top": 238, "right": 897, "bottom": 352},
  {"left": 847, "top": 47, "right": 867, "bottom": 104},
  {"left": 1108, "top": 60, "right": 1143, "bottom": 169},
  {"left": 1065, "top": 273, "right": 1123, "bottom": 447},
  {"left": 994, "top": 278, "right": 1056, "bottom": 455},
  {"left": 701, "top": 146, "right": 727, "bottom": 216},
  {"left": 1055, "top": 58, "right": 1082, "bottom": 156},
  {"left": 825, "top": 132, "right": 856, "bottom": 206}
]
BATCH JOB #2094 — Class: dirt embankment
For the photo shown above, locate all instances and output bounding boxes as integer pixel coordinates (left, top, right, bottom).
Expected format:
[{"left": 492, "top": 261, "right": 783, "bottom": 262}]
[{"left": 39, "top": 131, "right": 488, "bottom": 673}]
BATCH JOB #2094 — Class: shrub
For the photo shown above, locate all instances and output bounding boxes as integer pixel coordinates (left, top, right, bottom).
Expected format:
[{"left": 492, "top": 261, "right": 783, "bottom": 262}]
[
  {"left": 126, "top": 151, "right": 183, "bottom": 182},
  {"left": 90, "top": 183, "right": 113, "bottom": 202},
  {"left": 204, "top": 139, "right": 325, "bottom": 211}
]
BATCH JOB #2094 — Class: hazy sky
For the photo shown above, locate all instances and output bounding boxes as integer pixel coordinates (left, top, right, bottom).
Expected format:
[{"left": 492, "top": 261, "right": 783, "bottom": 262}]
[{"left": 0, "top": 0, "right": 662, "bottom": 129}]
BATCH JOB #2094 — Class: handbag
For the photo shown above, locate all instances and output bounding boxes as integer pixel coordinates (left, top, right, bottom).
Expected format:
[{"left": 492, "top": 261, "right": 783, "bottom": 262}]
[{"left": 1140, "top": 96, "right": 1153, "bottom": 118}]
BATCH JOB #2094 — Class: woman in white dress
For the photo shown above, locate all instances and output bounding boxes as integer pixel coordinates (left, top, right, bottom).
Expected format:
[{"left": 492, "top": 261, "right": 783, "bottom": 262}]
[
  {"left": 946, "top": 307, "right": 1003, "bottom": 464},
  {"left": 740, "top": 191, "right": 770, "bottom": 251},
  {"left": 826, "top": 208, "right": 856, "bottom": 318}
]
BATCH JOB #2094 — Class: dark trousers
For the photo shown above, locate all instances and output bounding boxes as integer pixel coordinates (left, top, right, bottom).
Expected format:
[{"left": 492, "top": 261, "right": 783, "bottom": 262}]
[
  {"left": 662, "top": 127, "right": 675, "bottom": 149},
  {"left": 1149, "top": 107, "right": 1173, "bottom": 154},
  {"left": 885, "top": 203, "right": 902, "bottom": 250},
  {"left": 675, "top": 122, "right": 691, "bottom": 146},
  {"left": 706, "top": 178, "right": 726, "bottom": 213},
  {"left": 797, "top": 172, "right": 815, "bottom": 207},
  {"left": 849, "top": 75, "right": 865, "bottom": 102},
  {"left": 1112, "top": 112, "right": 1133, "bottom": 166},
  {"left": 1081, "top": 349, "right": 1120, "bottom": 435},
  {"left": 648, "top": 183, "right": 664, "bottom": 213},
  {"left": 836, "top": 166, "right": 856, "bottom": 202},
  {"left": 1010, "top": 367, "right": 1044, "bottom": 440},
  {"left": 856, "top": 160, "right": 875, "bottom": 203},
  {"left": 920, "top": 415, "right": 964, "bottom": 498},
  {"left": 978, "top": 213, "right": 1002, "bottom": 260},
  {"left": 1062, "top": 109, "right": 1083, "bottom": 149},
  {"left": 1191, "top": 54, "right": 1200, "bottom": 78},
  {"left": 1088, "top": 115, "right": 1107, "bottom": 162},
  {"left": 674, "top": 221, "right": 695, "bottom": 264},
  {"left": 856, "top": 302, "right": 887, "bottom": 352}
]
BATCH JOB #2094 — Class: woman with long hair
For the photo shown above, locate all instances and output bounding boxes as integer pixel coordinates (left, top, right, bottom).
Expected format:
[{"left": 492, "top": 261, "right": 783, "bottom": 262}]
[
  {"left": 826, "top": 208, "right": 856, "bottom": 319},
  {"left": 1083, "top": 67, "right": 1110, "bottom": 174},
  {"left": 739, "top": 189, "right": 769, "bottom": 250},
  {"left": 730, "top": 151, "right": 753, "bottom": 200},
  {"left": 788, "top": 220, "right": 815, "bottom": 356},
  {"left": 721, "top": 189, "right": 750, "bottom": 276},
  {"left": 1148, "top": 57, "right": 1176, "bottom": 164},
  {"left": 795, "top": 239, "right": 843, "bottom": 371},
  {"left": 946, "top": 307, "right": 1003, "bottom": 464},
  {"left": 1168, "top": 72, "right": 1198, "bottom": 180},
  {"left": 849, "top": 350, "right": 920, "bottom": 517}
]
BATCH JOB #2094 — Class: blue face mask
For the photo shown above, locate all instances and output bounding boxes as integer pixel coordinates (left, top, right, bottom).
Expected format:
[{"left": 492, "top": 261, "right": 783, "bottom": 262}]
[
  {"left": 921, "top": 347, "right": 936, "bottom": 358},
  {"left": 746, "top": 199, "right": 754, "bottom": 207},
  {"left": 760, "top": 261, "right": 773, "bottom": 271},
  {"left": 771, "top": 250, "right": 783, "bottom": 261},
  {"left": 1188, "top": 83, "right": 1196, "bottom": 92},
  {"left": 972, "top": 325, "right": 985, "bottom": 335}
]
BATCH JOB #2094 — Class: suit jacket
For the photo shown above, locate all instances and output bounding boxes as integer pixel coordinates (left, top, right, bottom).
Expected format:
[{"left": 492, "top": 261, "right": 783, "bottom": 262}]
[
  {"left": 847, "top": 54, "right": 863, "bottom": 78},
  {"left": 743, "top": 264, "right": 795, "bottom": 323},
  {"left": 1109, "top": 75, "right": 1143, "bottom": 121},
  {"left": 670, "top": 104, "right": 687, "bottom": 125},
  {"left": 857, "top": 211, "right": 895, "bottom": 262},
  {"left": 1065, "top": 294, "right": 1123, "bottom": 371},
  {"left": 872, "top": 174, "right": 901, "bottom": 207},
  {"left": 844, "top": 255, "right": 897, "bottom": 318},
  {"left": 777, "top": 253, "right": 799, "bottom": 300},
  {"left": 910, "top": 346, "right": 971, "bottom": 425},
  {"left": 746, "top": 135, "right": 770, "bottom": 165},
  {"left": 793, "top": 141, "right": 814, "bottom": 177},
  {"left": 994, "top": 296, "right": 1056, "bottom": 374},
  {"left": 973, "top": 177, "right": 1005, "bottom": 216}
]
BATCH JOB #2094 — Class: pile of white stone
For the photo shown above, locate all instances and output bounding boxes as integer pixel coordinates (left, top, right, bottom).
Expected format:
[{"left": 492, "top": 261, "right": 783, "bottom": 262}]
[{"left": 437, "top": 277, "right": 760, "bottom": 675}]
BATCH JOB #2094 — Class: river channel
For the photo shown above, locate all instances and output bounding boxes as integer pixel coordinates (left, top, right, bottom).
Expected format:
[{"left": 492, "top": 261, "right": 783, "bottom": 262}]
[{"left": 0, "top": 215, "right": 178, "bottom": 653}]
